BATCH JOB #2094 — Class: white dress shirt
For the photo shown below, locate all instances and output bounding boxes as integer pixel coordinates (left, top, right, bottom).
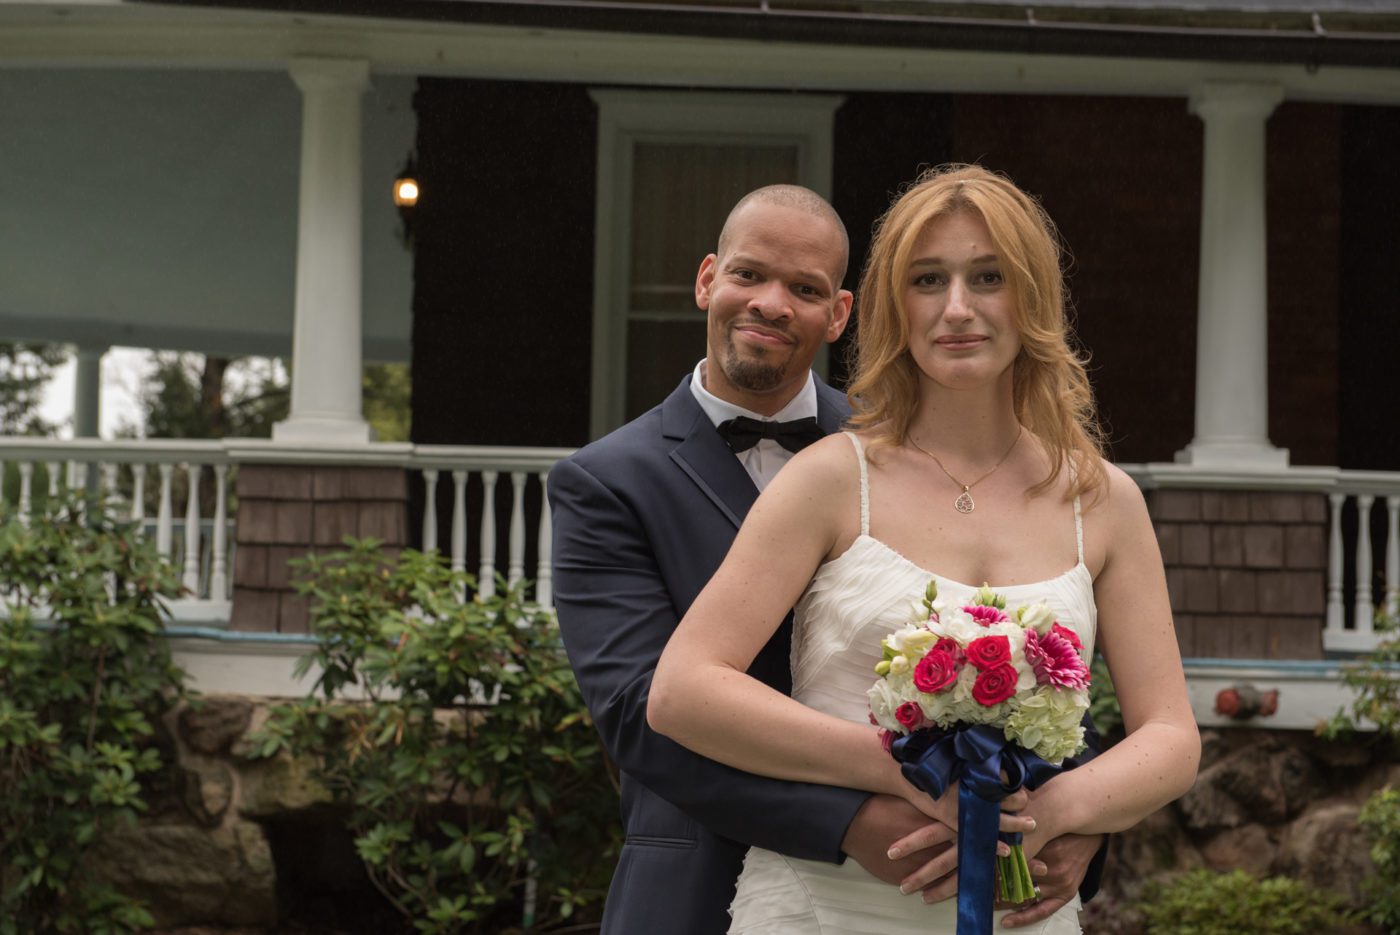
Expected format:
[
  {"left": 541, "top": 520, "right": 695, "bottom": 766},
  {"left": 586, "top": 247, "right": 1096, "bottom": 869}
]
[{"left": 689, "top": 359, "right": 818, "bottom": 492}]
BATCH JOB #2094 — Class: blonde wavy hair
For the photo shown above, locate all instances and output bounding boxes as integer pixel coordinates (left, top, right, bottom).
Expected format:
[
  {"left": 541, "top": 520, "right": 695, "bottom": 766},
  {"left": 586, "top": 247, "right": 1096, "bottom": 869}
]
[{"left": 846, "top": 164, "right": 1106, "bottom": 500}]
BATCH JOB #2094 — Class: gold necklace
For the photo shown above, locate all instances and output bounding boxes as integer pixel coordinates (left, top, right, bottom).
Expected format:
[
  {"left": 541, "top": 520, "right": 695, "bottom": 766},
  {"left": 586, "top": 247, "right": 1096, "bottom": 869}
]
[{"left": 907, "top": 427, "right": 1023, "bottom": 514}]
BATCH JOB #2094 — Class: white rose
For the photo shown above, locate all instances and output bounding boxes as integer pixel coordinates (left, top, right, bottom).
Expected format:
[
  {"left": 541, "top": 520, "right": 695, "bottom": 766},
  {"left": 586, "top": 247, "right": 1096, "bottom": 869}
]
[
  {"left": 867, "top": 679, "right": 902, "bottom": 733},
  {"left": 889, "top": 654, "right": 911, "bottom": 676},
  {"left": 888, "top": 625, "right": 938, "bottom": 656},
  {"left": 1019, "top": 601, "right": 1057, "bottom": 636}
]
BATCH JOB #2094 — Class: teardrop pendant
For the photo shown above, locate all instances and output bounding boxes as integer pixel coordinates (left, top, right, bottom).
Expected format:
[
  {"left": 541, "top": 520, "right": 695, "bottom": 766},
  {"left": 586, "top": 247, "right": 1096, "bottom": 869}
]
[{"left": 954, "top": 489, "right": 975, "bottom": 514}]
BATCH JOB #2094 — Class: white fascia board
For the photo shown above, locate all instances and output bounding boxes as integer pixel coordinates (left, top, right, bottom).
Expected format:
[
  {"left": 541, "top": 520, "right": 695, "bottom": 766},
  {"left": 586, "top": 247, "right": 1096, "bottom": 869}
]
[
  {"left": 1183, "top": 658, "right": 1376, "bottom": 731},
  {"left": 2, "top": 5, "right": 1400, "bottom": 104}
]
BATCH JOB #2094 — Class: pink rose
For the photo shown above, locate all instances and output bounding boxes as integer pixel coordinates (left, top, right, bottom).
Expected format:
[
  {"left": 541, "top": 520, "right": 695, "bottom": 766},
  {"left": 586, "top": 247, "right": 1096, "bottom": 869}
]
[
  {"left": 895, "top": 702, "right": 925, "bottom": 730},
  {"left": 966, "top": 635, "right": 1011, "bottom": 671},
  {"left": 1051, "top": 623, "right": 1083, "bottom": 651},
  {"left": 964, "top": 604, "right": 1010, "bottom": 626},
  {"left": 971, "top": 663, "right": 1019, "bottom": 706},
  {"left": 880, "top": 729, "right": 897, "bottom": 753},
  {"left": 913, "top": 649, "right": 960, "bottom": 694}
]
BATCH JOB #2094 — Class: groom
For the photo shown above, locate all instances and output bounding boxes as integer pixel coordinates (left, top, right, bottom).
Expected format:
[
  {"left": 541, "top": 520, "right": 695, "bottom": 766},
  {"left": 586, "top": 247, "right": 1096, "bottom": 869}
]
[{"left": 549, "top": 185, "right": 1102, "bottom": 934}]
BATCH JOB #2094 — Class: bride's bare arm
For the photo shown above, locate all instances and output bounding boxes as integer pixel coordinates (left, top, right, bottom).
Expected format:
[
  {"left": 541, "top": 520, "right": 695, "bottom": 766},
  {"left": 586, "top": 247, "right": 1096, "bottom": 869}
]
[
  {"left": 649, "top": 436, "right": 922, "bottom": 806},
  {"left": 1020, "top": 464, "right": 1200, "bottom": 853}
]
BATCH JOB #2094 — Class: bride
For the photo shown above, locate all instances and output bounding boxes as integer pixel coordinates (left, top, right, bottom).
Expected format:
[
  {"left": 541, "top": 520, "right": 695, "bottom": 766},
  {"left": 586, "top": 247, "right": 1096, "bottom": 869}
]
[{"left": 649, "top": 164, "right": 1200, "bottom": 933}]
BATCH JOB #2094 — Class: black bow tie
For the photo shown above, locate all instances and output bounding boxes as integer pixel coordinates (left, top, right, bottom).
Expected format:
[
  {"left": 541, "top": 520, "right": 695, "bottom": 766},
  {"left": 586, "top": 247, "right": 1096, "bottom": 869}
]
[{"left": 716, "top": 416, "right": 824, "bottom": 454}]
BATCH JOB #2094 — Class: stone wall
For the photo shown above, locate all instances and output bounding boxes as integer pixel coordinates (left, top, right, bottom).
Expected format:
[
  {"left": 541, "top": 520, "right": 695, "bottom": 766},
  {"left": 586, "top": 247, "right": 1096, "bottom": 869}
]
[
  {"left": 87, "top": 697, "right": 333, "bottom": 930},
  {"left": 1085, "top": 727, "right": 1397, "bottom": 932},
  {"left": 93, "top": 696, "right": 1395, "bottom": 931}
]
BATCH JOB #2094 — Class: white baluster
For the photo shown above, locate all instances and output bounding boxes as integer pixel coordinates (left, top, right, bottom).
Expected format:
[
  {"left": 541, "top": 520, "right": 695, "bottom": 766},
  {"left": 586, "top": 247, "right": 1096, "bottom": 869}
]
[
  {"left": 101, "top": 463, "right": 118, "bottom": 518},
  {"left": 422, "top": 469, "right": 439, "bottom": 553},
  {"left": 45, "top": 461, "right": 59, "bottom": 500},
  {"left": 73, "top": 462, "right": 87, "bottom": 521},
  {"left": 182, "top": 464, "right": 202, "bottom": 595},
  {"left": 1386, "top": 495, "right": 1400, "bottom": 619},
  {"left": 450, "top": 470, "right": 468, "bottom": 575},
  {"left": 1326, "top": 493, "right": 1345, "bottom": 635},
  {"left": 131, "top": 464, "right": 146, "bottom": 535},
  {"left": 507, "top": 471, "right": 526, "bottom": 587},
  {"left": 18, "top": 462, "right": 34, "bottom": 528},
  {"left": 1355, "top": 493, "right": 1375, "bottom": 634},
  {"left": 479, "top": 471, "right": 498, "bottom": 598},
  {"left": 211, "top": 464, "right": 229, "bottom": 601},
  {"left": 536, "top": 470, "right": 553, "bottom": 609},
  {"left": 156, "top": 464, "right": 174, "bottom": 560}
]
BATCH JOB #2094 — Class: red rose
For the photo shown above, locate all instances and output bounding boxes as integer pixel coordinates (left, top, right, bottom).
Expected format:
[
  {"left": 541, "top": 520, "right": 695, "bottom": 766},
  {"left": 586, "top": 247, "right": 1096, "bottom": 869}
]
[
  {"left": 1051, "top": 623, "right": 1082, "bottom": 651},
  {"left": 933, "top": 637, "right": 966, "bottom": 665},
  {"left": 913, "top": 649, "right": 960, "bottom": 694},
  {"left": 971, "top": 663, "right": 1019, "bottom": 706},
  {"left": 966, "top": 635, "right": 1011, "bottom": 671},
  {"left": 880, "top": 729, "right": 897, "bottom": 753},
  {"left": 895, "top": 701, "right": 925, "bottom": 730}
]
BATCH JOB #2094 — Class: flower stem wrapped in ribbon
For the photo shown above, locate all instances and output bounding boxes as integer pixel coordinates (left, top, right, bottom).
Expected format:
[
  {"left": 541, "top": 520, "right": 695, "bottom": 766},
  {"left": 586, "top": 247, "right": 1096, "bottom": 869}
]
[
  {"left": 891, "top": 725, "right": 1066, "bottom": 935},
  {"left": 867, "top": 580, "right": 1093, "bottom": 935}
]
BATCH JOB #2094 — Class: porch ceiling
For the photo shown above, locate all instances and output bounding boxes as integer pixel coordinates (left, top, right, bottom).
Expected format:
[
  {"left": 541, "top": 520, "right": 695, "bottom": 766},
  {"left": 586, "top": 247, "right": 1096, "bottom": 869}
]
[{"left": 0, "top": 66, "right": 415, "bottom": 361}]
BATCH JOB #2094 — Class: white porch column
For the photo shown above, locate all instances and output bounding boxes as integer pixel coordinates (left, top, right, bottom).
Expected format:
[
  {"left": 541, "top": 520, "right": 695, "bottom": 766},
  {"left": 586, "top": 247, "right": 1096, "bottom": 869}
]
[
  {"left": 1176, "top": 82, "right": 1288, "bottom": 470},
  {"left": 273, "top": 58, "right": 372, "bottom": 445},
  {"left": 74, "top": 344, "right": 106, "bottom": 438}
]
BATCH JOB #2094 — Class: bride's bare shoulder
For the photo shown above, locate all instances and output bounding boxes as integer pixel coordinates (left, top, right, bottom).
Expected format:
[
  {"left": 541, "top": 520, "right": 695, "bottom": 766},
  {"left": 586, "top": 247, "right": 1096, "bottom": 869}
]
[
  {"left": 778, "top": 429, "right": 864, "bottom": 488},
  {"left": 1087, "top": 459, "right": 1151, "bottom": 528}
]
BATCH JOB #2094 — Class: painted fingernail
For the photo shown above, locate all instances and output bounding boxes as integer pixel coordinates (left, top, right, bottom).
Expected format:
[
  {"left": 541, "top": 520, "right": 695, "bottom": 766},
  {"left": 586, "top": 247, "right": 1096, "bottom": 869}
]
[
  {"left": 888, "top": 847, "right": 901, "bottom": 860},
  {"left": 1025, "top": 818, "right": 1036, "bottom": 830},
  {"left": 899, "top": 883, "right": 913, "bottom": 895},
  {"left": 997, "top": 843, "right": 1010, "bottom": 857}
]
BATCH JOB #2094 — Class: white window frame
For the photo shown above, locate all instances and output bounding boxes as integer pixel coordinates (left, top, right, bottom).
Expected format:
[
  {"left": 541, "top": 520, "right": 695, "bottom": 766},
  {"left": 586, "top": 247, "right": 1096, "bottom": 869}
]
[{"left": 588, "top": 89, "right": 843, "bottom": 439}]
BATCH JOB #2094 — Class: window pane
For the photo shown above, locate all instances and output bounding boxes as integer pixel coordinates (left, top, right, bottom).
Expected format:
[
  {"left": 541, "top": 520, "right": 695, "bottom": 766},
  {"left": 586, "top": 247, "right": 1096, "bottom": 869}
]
[
  {"left": 628, "top": 143, "right": 799, "bottom": 316},
  {"left": 625, "top": 142, "right": 798, "bottom": 417},
  {"left": 625, "top": 318, "right": 708, "bottom": 420}
]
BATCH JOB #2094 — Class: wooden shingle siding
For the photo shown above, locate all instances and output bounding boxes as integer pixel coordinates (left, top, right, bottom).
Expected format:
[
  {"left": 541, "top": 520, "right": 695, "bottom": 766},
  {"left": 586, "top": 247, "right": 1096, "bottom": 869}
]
[
  {"left": 230, "top": 465, "right": 409, "bottom": 633},
  {"left": 1151, "top": 489, "right": 1327, "bottom": 660}
]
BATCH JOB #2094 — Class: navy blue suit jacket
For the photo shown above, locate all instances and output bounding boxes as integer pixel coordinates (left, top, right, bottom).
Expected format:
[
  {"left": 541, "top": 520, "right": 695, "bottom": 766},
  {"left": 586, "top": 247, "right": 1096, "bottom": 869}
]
[{"left": 549, "top": 374, "right": 1105, "bottom": 934}]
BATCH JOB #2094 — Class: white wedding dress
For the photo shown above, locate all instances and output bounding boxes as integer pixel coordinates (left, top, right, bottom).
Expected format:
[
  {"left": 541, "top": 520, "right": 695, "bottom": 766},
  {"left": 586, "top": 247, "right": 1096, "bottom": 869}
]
[{"left": 727, "top": 433, "right": 1095, "bottom": 934}]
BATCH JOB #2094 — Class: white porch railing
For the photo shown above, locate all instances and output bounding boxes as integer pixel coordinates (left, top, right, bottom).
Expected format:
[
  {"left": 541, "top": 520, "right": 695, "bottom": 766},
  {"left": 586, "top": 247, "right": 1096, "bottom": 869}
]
[
  {"left": 0, "top": 438, "right": 235, "bottom": 623},
  {"left": 1, "top": 438, "right": 576, "bottom": 624},
  {"left": 221, "top": 441, "right": 574, "bottom": 611},
  {"left": 7, "top": 439, "right": 1397, "bottom": 651},
  {"left": 1122, "top": 464, "right": 1400, "bottom": 653}
]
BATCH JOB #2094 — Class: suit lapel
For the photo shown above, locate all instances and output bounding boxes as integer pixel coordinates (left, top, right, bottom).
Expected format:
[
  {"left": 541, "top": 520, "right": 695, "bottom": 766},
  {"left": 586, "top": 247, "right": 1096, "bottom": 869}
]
[
  {"left": 662, "top": 373, "right": 851, "bottom": 529},
  {"left": 814, "top": 378, "right": 850, "bottom": 435},
  {"left": 663, "top": 376, "right": 758, "bottom": 529}
]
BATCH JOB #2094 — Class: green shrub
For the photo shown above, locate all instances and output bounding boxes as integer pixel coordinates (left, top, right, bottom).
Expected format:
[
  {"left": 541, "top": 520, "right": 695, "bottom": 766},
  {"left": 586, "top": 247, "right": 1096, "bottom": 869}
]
[
  {"left": 252, "top": 539, "right": 619, "bottom": 934},
  {"left": 1325, "top": 612, "right": 1400, "bottom": 743},
  {"left": 1359, "top": 785, "right": 1400, "bottom": 933},
  {"left": 1089, "top": 653, "right": 1122, "bottom": 739},
  {"left": 1138, "top": 869, "right": 1352, "bottom": 934},
  {"left": 0, "top": 495, "right": 187, "bottom": 934}
]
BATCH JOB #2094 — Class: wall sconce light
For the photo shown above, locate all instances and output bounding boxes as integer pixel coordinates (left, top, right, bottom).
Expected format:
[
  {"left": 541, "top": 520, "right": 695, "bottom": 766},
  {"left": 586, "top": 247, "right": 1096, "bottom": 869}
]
[
  {"left": 393, "top": 155, "right": 419, "bottom": 208},
  {"left": 394, "top": 154, "right": 418, "bottom": 248}
]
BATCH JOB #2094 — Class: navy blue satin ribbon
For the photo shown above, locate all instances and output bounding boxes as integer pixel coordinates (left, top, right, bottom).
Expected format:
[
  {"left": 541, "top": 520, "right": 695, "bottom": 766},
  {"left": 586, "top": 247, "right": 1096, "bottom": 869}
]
[{"left": 891, "top": 725, "right": 1065, "bottom": 935}]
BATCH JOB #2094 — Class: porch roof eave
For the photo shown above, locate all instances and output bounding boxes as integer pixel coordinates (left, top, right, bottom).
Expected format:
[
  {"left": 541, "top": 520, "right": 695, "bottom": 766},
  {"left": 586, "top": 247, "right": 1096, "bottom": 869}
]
[
  {"left": 3, "top": 0, "right": 1400, "bottom": 105},
  {"left": 133, "top": 0, "right": 1400, "bottom": 70}
]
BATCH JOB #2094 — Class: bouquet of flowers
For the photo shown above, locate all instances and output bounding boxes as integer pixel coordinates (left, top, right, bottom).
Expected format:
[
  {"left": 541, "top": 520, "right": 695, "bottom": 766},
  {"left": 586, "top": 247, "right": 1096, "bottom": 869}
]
[{"left": 868, "top": 580, "right": 1091, "bottom": 934}]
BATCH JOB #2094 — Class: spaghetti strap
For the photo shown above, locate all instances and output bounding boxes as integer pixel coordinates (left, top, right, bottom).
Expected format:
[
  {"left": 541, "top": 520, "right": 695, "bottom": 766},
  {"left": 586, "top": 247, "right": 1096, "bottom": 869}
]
[
  {"left": 843, "top": 431, "right": 870, "bottom": 537},
  {"left": 1072, "top": 494, "right": 1085, "bottom": 565}
]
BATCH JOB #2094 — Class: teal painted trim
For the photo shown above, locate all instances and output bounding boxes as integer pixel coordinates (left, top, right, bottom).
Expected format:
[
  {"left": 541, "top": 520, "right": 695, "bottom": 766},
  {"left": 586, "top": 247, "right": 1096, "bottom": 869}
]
[
  {"left": 1181, "top": 658, "right": 1345, "bottom": 672},
  {"left": 164, "top": 626, "right": 318, "bottom": 645}
]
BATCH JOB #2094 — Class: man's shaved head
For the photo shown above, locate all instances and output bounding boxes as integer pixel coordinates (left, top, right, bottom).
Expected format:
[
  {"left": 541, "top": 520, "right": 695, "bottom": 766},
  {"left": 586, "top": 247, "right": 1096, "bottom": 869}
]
[{"left": 717, "top": 185, "right": 850, "bottom": 285}]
